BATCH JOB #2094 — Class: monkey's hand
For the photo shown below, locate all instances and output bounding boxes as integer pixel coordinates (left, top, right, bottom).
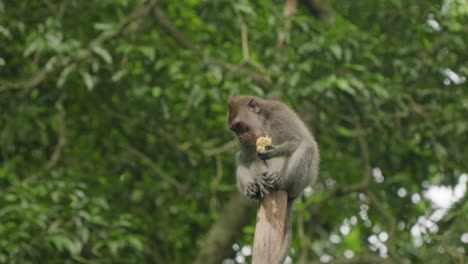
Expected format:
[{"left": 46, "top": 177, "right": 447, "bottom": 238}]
[
  {"left": 257, "top": 145, "right": 275, "bottom": 160},
  {"left": 245, "top": 182, "right": 262, "bottom": 200},
  {"left": 260, "top": 171, "right": 280, "bottom": 191}
]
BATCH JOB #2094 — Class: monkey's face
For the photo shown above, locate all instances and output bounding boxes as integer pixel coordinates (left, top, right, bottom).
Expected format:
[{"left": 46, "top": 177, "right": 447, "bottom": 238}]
[{"left": 228, "top": 97, "right": 266, "bottom": 146}]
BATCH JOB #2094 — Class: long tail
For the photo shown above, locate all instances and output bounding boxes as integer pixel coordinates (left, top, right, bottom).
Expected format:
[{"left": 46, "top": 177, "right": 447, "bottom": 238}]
[{"left": 275, "top": 200, "right": 293, "bottom": 264}]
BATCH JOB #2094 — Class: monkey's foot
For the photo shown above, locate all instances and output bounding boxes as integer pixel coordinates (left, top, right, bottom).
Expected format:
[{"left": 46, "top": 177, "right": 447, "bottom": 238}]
[
  {"left": 261, "top": 172, "right": 280, "bottom": 190},
  {"left": 246, "top": 183, "right": 261, "bottom": 200},
  {"left": 257, "top": 181, "right": 270, "bottom": 197}
]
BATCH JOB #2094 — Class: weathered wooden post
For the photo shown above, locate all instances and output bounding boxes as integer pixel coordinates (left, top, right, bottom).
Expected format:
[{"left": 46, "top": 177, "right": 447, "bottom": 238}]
[{"left": 252, "top": 190, "right": 288, "bottom": 264}]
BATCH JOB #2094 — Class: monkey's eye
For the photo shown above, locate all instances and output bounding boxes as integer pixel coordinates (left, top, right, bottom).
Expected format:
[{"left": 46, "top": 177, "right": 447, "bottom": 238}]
[{"left": 248, "top": 99, "right": 256, "bottom": 107}]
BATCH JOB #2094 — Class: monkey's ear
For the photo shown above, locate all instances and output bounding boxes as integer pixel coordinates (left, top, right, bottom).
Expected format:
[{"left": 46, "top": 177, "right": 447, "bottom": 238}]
[{"left": 248, "top": 99, "right": 261, "bottom": 113}]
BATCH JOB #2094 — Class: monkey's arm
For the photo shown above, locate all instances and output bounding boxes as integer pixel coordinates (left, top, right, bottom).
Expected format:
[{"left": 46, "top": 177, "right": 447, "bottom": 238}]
[
  {"left": 257, "top": 136, "right": 300, "bottom": 160},
  {"left": 258, "top": 138, "right": 319, "bottom": 199},
  {"left": 236, "top": 153, "right": 269, "bottom": 199}
]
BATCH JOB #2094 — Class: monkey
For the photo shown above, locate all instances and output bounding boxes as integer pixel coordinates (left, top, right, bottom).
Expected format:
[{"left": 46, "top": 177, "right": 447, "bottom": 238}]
[{"left": 227, "top": 95, "right": 319, "bottom": 264}]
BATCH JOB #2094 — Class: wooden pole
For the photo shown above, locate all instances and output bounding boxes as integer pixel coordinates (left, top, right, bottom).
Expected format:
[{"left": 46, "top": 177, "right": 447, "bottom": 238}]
[{"left": 252, "top": 190, "right": 288, "bottom": 264}]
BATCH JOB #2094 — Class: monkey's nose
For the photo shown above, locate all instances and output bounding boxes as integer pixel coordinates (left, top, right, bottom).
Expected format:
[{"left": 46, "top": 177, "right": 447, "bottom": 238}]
[
  {"left": 231, "top": 122, "right": 247, "bottom": 134},
  {"left": 230, "top": 122, "right": 241, "bottom": 133}
]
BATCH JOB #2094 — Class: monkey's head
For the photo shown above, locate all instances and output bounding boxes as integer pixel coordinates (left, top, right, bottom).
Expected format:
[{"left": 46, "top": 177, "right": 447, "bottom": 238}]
[{"left": 227, "top": 95, "right": 267, "bottom": 146}]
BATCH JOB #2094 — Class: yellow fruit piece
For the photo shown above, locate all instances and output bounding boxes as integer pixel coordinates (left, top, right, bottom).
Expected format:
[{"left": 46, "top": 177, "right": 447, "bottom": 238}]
[{"left": 256, "top": 136, "right": 272, "bottom": 153}]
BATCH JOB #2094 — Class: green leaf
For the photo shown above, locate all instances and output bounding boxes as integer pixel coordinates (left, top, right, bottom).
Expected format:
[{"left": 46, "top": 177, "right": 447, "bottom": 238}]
[
  {"left": 81, "top": 72, "right": 94, "bottom": 91},
  {"left": 152, "top": 87, "right": 162, "bottom": 98},
  {"left": 93, "top": 46, "right": 113, "bottom": 64},
  {"left": 57, "top": 64, "right": 76, "bottom": 88},
  {"left": 342, "top": 228, "right": 363, "bottom": 253},
  {"left": 93, "top": 23, "right": 114, "bottom": 31},
  {"left": 139, "top": 46, "right": 156, "bottom": 61},
  {"left": 330, "top": 45, "right": 342, "bottom": 60},
  {"left": 336, "top": 78, "right": 355, "bottom": 95},
  {"left": 128, "top": 236, "right": 144, "bottom": 251}
]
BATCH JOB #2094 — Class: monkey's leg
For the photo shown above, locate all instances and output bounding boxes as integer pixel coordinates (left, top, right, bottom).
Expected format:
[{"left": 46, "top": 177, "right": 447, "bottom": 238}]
[
  {"left": 283, "top": 141, "right": 317, "bottom": 199},
  {"left": 236, "top": 153, "right": 267, "bottom": 199},
  {"left": 236, "top": 164, "right": 262, "bottom": 199}
]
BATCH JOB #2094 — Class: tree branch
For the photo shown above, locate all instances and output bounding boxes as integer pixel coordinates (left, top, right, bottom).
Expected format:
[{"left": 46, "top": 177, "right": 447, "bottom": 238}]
[
  {"left": 193, "top": 192, "right": 256, "bottom": 264},
  {"left": 311, "top": 252, "right": 395, "bottom": 264},
  {"left": 307, "top": 117, "right": 371, "bottom": 214},
  {"left": 0, "top": 57, "right": 57, "bottom": 92},
  {"left": 365, "top": 191, "right": 402, "bottom": 263},
  {"left": 44, "top": 107, "right": 67, "bottom": 170},
  {"left": 122, "top": 143, "right": 185, "bottom": 193},
  {"left": 301, "top": 0, "right": 335, "bottom": 22},
  {"left": 0, "top": 0, "right": 158, "bottom": 93},
  {"left": 152, "top": 6, "right": 198, "bottom": 50},
  {"left": 151, "top": 5, "right": 271, "bottom": 88},
  {"left": 277, "top": 0, "right": 298, "bottom": 48},
  {"left": 214, "top": 59, "right": 271, "bottom": 87},
  {"left": 204, "top": 140, "right": 237, "bottom": 156}
]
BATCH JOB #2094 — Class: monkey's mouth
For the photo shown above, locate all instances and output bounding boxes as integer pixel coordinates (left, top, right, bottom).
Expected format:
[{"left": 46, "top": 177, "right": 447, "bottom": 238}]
[
  {"left": 237, "top": 134, "right": 246, "bottom": 142},
  {"left": 238, "top": 134, "right": 257, "bottom": 146}
]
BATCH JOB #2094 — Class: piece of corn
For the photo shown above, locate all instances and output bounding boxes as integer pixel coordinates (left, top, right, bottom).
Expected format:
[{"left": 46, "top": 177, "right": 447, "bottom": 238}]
[{"left": 256, "top": 136, "right": 272, "bottom": 153}]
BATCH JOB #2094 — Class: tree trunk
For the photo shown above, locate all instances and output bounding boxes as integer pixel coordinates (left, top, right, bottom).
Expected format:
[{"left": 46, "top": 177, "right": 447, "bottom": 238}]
[
  {"left": 193, "top": 193, "right": 256, "bottom": 264},
  {"left": 252, "top": 191, "right": 288, "bottom": 264}
]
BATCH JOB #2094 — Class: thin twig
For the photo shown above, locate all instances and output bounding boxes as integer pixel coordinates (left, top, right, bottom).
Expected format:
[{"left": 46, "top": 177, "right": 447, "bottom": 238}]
[
  {"left": 152, "top": 6, "right": 197, "bottom": 50},
  {"left": 365, "top": 191, "right": 402, "bottom": 263},
  {"left": 277, "top": 0, "right": 298, "bottom": 48},
  {"left": 44, "top": 107, "right": 67, "bottom": 169},
  {"left": 122, "top": 143, "right": 185, "bottom": 193},
  {"left": 354, "top": 118, "right": 372, "bottom": 186},
  {"left": 151, "top": 6, "right": 271, "bottom": 87},
  {"left": 241, "top": 22, "right": 249, "bottom": 60},
  {"left": 0, "top": 57, "right": 57, "bottom": 92},
  {"left": 0, "top": 0, "right": 157, "bottom": 93},
  {"left": 307, "top": 117, "right": 371, "bottom": 213},
  {"left": 310, "top": 252, "right": 395, "bottom": 264},
  {"left": 204, "top": 140, "right": 237, "bottom": 156},
  {"left": 210, "top": 155, "right": 224, "bottom": 191},
  {"left": 57, "top": 0, "right": 69, "bottom": 20}
]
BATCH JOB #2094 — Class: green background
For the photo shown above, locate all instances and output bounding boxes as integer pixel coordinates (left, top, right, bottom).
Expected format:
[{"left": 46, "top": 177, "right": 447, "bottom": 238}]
[{"left": 1, "top": 0, "right": 467, "bottom": 263}]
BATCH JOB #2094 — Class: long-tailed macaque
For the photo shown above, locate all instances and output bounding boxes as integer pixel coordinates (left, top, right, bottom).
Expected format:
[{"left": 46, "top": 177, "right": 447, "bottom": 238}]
[{"left": 227, "top": 95, "right": 319, "bottom": 264}]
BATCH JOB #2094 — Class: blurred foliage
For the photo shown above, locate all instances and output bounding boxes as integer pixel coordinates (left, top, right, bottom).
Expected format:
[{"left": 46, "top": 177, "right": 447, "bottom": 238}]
[{"left": 0, "top": 0, "right": 467, "bottom": 263}]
